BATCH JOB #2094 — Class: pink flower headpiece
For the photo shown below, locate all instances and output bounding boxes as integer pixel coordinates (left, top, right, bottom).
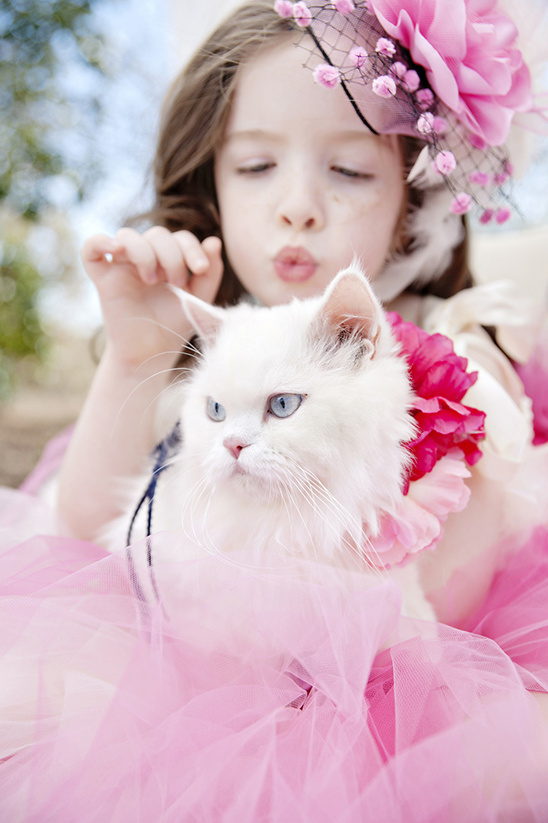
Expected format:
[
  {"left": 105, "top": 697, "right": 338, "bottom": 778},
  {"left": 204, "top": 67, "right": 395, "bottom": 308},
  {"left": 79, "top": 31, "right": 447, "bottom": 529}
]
[{"left": 274, "top": 0, "right": 541, "bottom": 224}]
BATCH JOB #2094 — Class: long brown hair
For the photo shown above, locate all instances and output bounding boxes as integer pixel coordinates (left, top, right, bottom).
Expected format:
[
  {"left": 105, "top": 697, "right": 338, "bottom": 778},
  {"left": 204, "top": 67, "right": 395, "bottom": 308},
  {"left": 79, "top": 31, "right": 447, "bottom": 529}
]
[{"left": 146, "top": 0, "right": 471, "bottom": 306}]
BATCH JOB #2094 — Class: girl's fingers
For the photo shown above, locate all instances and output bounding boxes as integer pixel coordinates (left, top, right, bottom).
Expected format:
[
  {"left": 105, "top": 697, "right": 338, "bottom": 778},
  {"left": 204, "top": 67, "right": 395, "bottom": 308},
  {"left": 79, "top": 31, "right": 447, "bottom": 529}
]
[
  {"left": 172, "top": 230, "right": 212, "bottom": 280},
  {"left": 142, "top": 226, "right": 188, "bottom": 287},
  {"left": 112, "top": 228, "right": 159, "bottom": 284},
  {"left": 81, "top": 228, "right": 224, "bottom": 303},
  {"left": 81, "top": 234, "right": 117, "bottom": 275},
  {"left": 190, "top": 236, "right": 224, "bottom": 303}
]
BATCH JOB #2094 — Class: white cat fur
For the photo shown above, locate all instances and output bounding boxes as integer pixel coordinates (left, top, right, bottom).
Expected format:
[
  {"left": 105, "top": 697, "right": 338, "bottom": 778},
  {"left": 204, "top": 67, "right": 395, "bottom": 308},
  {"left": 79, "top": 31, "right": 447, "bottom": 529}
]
[{"left": 150, "top": 267, "right": 419, "bottom": 579}]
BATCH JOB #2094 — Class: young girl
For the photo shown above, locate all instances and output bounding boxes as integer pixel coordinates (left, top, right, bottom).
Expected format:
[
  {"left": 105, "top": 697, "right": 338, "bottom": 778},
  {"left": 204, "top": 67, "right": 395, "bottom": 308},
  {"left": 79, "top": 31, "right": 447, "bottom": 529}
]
[{"left": 4, "top": 1, "right": 548, "bottom": 819}]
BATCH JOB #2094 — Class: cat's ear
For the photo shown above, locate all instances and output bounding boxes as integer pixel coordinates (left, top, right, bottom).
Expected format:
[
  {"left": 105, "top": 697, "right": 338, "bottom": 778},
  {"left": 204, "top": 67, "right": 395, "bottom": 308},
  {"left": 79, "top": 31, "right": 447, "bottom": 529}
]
[
  {"left": 315, "top": 266, "right": 382, "bottom": 356},
  {"left": 169, "top": 286, "right": 225, "bottom": 345}
]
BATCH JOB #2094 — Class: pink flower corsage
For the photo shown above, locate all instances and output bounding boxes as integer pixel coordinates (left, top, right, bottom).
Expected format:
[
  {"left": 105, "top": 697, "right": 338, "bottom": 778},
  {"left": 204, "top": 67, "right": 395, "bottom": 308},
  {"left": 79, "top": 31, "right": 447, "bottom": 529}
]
[{"left": 367, "top": 315, "right": 486, "bottom": 567}]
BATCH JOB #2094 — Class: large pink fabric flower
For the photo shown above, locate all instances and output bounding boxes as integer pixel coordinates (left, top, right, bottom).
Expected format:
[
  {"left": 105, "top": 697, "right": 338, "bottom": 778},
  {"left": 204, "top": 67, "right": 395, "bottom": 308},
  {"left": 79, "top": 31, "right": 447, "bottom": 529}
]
[
  {"left": 387, "top": 312, "right": 486, "bottom": 487},
  {"left": 368, "top": 0, "right": 532, "bottom": 146}
]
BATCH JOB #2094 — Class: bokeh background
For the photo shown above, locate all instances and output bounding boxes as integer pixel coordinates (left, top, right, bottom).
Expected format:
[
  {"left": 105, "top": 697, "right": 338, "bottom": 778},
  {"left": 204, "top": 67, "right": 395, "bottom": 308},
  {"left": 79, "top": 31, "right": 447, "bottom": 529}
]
[{"left": 1, "top": 0, "right": 547, "bottom": 487}]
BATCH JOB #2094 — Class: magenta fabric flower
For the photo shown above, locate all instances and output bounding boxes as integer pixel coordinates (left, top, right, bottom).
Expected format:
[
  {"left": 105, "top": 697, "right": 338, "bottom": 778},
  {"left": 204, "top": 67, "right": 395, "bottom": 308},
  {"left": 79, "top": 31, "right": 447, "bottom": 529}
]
[
  {"left": 387, "top": 313, "right": 486, "bottom": 487},
  {"left": 368, "top": 0, "right": 532, "bottom": 146}
]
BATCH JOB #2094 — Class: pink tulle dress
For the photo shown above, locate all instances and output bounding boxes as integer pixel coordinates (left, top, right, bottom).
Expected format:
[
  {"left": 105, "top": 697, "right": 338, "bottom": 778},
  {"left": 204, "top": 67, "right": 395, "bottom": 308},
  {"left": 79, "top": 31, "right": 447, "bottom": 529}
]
[{"left": 1, "top": 291, "right": 548, "bottom": 822}]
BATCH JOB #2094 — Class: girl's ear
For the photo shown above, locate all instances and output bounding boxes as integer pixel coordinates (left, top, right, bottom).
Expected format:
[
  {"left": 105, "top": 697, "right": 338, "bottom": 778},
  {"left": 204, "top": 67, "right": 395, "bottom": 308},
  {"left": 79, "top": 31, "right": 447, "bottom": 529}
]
[
  {"left": 169, "top": 286, "right": 225, "bottom": 345},
  {"left": 315, "top": 265, "right": 382, "bottom": 353}
]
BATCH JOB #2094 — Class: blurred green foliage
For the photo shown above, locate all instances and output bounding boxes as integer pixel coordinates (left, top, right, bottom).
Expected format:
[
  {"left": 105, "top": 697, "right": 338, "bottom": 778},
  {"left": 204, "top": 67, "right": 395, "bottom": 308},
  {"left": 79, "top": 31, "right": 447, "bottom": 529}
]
[
  {"left": 0, "top": 239, "right": 45, "bottom": 397},
  {"left": 0, "top": 0, "right": 108, "bottom": 396}
]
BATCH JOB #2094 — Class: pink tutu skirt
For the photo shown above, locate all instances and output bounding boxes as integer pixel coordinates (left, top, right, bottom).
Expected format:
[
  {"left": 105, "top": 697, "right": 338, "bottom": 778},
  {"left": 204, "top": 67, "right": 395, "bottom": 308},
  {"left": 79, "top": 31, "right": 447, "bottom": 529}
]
[{"left": 1, "top": 484, "right": 548, "bottom": 822}]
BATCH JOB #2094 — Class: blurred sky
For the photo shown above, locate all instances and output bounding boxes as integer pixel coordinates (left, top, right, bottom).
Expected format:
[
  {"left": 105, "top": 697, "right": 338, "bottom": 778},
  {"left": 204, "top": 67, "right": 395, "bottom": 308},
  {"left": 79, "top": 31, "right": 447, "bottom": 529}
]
[{"left": 38, "top": 0, "right": 548, "bottom": 333}]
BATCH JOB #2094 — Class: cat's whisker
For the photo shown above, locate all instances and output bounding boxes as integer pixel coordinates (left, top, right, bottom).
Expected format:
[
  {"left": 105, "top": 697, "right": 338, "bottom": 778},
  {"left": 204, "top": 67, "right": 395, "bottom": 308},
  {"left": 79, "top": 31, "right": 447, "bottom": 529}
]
[
  {"left": 113, "top": 366, "right": 188, "bottom": 436},
  {"left": 284, "top": 462, "right": 386, "bottom": 575},
  {"left": 131, "top": 315, "right": 199, "bottom": 351}
]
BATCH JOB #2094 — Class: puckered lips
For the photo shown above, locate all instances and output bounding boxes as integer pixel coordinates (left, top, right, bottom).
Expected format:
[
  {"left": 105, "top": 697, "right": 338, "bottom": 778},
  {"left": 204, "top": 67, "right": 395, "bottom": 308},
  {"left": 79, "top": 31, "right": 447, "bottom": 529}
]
[{"left": 273, "top": 246, "right": 317, "bottom": 282}]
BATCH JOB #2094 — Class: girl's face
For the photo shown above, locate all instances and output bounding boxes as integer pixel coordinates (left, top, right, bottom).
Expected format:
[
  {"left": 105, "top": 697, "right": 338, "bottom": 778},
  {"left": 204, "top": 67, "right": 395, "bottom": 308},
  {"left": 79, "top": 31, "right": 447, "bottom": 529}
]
[{"left": 214, "top": 37, "right": 406, "bottom": 306}]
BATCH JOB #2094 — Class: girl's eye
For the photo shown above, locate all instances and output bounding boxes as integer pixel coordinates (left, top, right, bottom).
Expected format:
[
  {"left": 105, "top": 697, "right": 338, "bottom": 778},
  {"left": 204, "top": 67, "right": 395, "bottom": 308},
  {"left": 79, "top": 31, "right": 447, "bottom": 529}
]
[
  {"left": 331, "top": 165, "right": 373, "bottom": 180},
  {"left": 236, "top": 161, "right": 275, "bottom": 175},
  {"left": 267, "top": 394, "right": 304, "bottom": 419},
  {"left": 207, "top": 397, "right": 226, "bottom": 422}
]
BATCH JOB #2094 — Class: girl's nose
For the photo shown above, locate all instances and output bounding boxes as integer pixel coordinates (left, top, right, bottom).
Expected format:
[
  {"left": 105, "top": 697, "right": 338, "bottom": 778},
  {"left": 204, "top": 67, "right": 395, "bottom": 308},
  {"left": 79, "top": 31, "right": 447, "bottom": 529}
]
[{"left": 276, "top": 173, "right": 324, "bottom": 231}]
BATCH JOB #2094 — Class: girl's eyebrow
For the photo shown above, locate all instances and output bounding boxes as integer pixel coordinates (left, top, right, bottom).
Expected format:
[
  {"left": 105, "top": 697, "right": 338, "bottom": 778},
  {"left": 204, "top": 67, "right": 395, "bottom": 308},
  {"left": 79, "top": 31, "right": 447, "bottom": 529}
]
[
  {"left": 224, "top": 129, "right": 379, "bottom": 145},
  {"left": 224, "top": 129, "right": 283, "bottom": 144}
]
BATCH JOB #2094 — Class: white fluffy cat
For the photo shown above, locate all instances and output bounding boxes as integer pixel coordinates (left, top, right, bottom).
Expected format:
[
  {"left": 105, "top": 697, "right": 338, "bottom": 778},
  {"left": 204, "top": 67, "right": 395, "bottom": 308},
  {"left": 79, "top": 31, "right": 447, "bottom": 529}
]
[{"left": 121, "top": 265, "right": 434, "bottom": 619}]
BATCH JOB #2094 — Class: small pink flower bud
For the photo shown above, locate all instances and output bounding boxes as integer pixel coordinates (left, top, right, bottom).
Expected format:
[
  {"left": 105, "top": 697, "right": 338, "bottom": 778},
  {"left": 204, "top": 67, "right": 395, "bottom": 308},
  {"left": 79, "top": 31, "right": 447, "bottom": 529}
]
[
  {"left": 349, "top": 46, "right": 368, "bottom": 68},
  {"left": 493, "top": 171, "right": 510, "bottom": 185},
  {"left": 292, "top": 1, "right": 312, "bottom": 27},
  {"left": 274, "top": 0, "right": 293, "bottom": 18},
  {"left": 391, "top": 61, "right": 407, "bottom": 79},
  {"left": 450, "top": 193, "right": 472, "bottom": 215},
  {"left": 376, "top": 37, "right": 396, "bottom": 57},
  {"left": 416, "top": 113, "right": 435, "bottom": 135},
  {"left": 479, "top": 209, "right": 494, "bottom": 224},
  {"left": 403, "top": 69, "right": 420, "bottom": 92},
  {"left": 434, "top": 151, "right": 457, "bottom": 175},
  {"left": 313, "top": 63, "right": 341, "bottom": 89},
  {"left": 495, "top": 207, "right": 512, "bottom": 224},
  {"left": 416, "top": 88, "right": 434, "bottom": 111},
  {"left": 468, "top": 171, "right": 490, "bottom": 187},
  {"left": 334, "top": 0, "right": 355, "bottom": 13},
  {"left": 372, "top": 75, "right": 397, "bottom": 98}
]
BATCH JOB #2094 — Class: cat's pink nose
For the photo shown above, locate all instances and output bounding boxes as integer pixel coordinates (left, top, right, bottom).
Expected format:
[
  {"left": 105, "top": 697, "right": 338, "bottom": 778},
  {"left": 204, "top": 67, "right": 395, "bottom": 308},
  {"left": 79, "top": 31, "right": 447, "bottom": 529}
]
[{"left": 223, "top": 437, "right": 247, "bottom": 460}]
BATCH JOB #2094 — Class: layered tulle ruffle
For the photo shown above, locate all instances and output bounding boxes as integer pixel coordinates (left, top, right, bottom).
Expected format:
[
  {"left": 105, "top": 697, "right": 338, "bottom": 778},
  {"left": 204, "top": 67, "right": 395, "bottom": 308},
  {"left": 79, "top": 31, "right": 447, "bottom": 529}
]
[{"left": 1, "top": 487, "right": 548, "bottom": 821}]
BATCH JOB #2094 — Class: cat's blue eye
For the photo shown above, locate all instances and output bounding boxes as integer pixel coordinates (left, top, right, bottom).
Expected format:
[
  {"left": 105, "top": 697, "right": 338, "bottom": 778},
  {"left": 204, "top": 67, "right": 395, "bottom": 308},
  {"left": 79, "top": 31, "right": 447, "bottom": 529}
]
[
  {"left": 267, "top": 394, "right": 304, "bottom": 419},
  {"left": 207, "top": 397, "right": 226, "bottom": 422}
]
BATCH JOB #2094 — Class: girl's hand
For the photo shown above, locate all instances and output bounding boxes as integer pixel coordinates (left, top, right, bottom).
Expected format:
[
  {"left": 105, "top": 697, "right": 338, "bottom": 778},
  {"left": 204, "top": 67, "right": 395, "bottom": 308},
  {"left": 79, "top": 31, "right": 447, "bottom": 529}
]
[{"left": 82, "top": 227, "right": 224, "bottom": 372}]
